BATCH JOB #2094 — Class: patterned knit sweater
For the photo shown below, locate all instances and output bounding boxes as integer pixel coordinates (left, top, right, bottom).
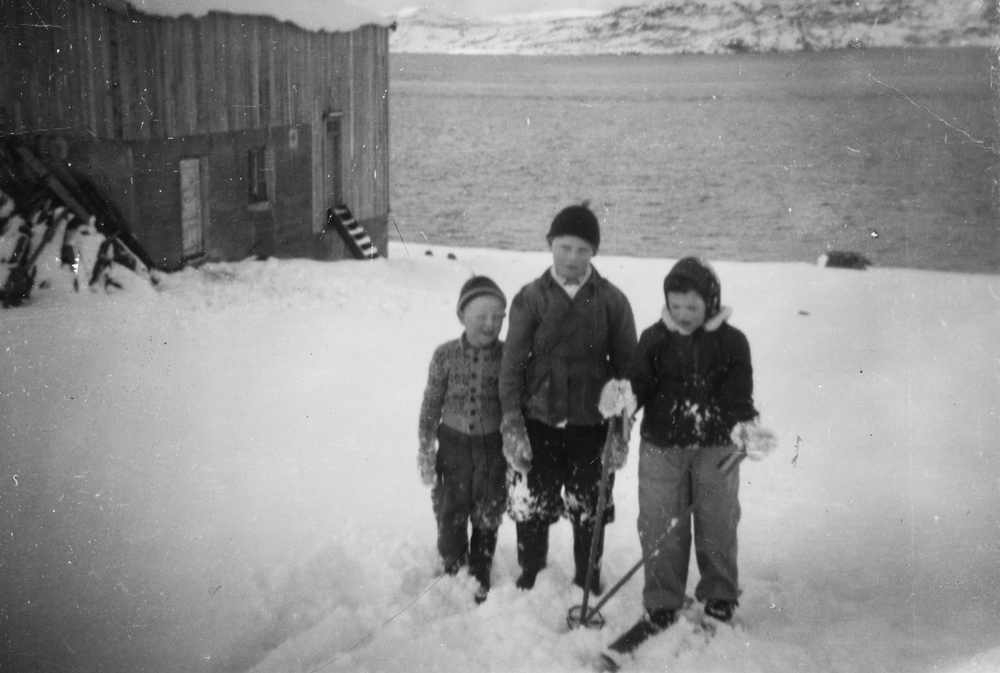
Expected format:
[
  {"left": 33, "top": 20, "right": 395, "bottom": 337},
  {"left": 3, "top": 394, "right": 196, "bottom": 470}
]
[{"left": 419, "top": 335, "right": 504, "bottom": 446}]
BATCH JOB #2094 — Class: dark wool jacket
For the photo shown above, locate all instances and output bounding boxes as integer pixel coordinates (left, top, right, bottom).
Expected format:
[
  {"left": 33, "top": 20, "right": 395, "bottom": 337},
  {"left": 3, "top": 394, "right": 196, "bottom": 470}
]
[
  {"left": 419, "top": 336, "right": 504, "bottom": 445},
  {"left": 630, "top": 307, "right": 757, "bottom": 448},
  {"left": 500, "top": 267, "right": 637, "bottom": 427}
]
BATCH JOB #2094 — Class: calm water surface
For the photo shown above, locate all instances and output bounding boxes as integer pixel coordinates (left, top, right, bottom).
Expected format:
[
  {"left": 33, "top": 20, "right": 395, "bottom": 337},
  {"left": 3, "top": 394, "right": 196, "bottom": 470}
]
[{"left": 389, "top": 49, "right": 997, "bottom": 273}]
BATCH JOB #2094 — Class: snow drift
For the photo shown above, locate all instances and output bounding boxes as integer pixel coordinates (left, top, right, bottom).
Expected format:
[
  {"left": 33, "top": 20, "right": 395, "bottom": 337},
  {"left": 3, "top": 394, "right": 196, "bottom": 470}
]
[
  {"left": 1, "top": 244, "right": 999, "bottom": 673},
  {"left": 390, "top": 0, "right": 995, "bottom": 54}
]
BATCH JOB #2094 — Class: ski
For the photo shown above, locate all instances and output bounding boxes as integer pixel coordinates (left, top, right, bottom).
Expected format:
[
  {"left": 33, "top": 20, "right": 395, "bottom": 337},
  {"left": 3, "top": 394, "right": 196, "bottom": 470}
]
[{"left": 588, "top": 599, "right": 730, "bottom": 672}]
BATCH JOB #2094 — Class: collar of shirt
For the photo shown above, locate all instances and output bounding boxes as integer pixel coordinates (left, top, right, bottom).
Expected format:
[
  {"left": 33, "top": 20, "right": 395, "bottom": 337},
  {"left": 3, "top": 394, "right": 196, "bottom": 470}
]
[{"left": 550, "top": 266, "right": 591, "bottom": 298}]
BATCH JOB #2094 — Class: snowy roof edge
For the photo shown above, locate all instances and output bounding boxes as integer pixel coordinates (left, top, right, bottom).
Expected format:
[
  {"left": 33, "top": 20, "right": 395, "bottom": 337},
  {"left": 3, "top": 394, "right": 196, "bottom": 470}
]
[{"left": 97, "top": 0, "right": 396, "bottom": 33}]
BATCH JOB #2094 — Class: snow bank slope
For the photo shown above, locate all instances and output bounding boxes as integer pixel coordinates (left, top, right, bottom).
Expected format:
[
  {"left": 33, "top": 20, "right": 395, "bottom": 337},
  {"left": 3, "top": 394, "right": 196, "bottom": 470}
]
[
  {"left": 391, "top": 0, "right": 995, "bottom": 54},
  {"left": 1, "top": 245, "right": 998, "bottom": 673}
]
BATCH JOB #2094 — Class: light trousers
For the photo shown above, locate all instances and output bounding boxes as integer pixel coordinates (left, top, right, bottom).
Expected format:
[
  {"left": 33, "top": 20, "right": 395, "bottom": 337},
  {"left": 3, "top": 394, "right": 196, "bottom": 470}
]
[{"left": 637, "top": 439, "right": 741, "bottom": 612}]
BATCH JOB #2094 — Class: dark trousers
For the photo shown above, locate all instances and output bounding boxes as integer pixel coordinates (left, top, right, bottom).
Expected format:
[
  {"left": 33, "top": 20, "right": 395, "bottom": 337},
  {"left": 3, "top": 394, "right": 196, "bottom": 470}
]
[
  {"left": 510, "top": 420, "right": 613, "bottom": 584},
  {"left": 432, "top": 425, "right": 505, "bottom": 582}
]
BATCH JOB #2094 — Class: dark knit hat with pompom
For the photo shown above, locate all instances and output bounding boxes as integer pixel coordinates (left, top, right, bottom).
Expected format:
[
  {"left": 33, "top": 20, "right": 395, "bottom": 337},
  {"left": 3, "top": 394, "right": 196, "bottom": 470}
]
[{"left": 546, "top": 203, "right": 600, "bottom": 252}]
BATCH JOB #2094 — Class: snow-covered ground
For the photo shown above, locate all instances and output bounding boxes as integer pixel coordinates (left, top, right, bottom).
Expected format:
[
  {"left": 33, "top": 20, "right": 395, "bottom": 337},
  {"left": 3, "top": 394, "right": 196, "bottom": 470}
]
[
  {"left": 2, "top": 244, "right": 1000, "bottom": 673},
  {"left": 390, "top": 0, "right": 995, "bottom": 54}
]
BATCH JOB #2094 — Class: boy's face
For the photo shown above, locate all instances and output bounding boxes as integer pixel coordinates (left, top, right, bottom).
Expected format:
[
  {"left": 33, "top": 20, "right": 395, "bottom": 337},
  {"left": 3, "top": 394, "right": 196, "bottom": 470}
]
[
  {"left": 460, "top": 295, "right": 506, "bottom": 347},
  {"left": 666, "top": 290, "right": 707, "bottom": 334},
  {"left": 549, "top": 235, "right": 594, "bottom": 283}
]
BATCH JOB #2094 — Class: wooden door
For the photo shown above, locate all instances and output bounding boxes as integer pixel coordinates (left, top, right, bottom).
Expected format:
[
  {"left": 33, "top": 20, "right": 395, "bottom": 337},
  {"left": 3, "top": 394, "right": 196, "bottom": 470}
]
[
  {"left": 179, "top": 157, "right": 206, "bottom": 259},
  {"left": 325, "top": 116, "right": 344, "bottom": 210}
]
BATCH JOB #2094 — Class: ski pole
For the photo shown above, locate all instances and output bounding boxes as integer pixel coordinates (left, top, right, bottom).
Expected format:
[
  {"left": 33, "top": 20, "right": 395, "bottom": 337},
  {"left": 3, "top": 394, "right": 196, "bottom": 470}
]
[
  {"left": 577, "top": 442, "right": 740, "bottom": 625},
  {"left": 578, "top": 501, "right": 696, "bottom": 624},
  {"left": 717, "top": 447, "right": 746, "bottom": 474},
  {"left": 575, "top": 413, "right": 619, "bottom": 628}
]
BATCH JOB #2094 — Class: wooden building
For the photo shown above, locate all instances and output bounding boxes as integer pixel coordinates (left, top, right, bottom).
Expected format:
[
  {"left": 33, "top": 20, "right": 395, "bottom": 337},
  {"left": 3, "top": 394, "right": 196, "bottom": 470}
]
[{"left": 0, "top": 0, "right": 392, "bottom": 268}]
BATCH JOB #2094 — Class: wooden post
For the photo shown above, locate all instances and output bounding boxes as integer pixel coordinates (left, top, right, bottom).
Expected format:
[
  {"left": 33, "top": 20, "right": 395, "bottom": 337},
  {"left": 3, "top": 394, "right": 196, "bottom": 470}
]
[
  {"left": 312, "top": 98, "right": 324, "bottom": 234},
  {"left": 992, "top": 35, "right": 999, "bottom": 216}
]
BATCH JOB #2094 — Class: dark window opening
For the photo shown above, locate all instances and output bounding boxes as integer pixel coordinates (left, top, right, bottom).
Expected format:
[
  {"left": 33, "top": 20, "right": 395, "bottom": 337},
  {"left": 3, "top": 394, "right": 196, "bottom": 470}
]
[{"left": 248, "top": 146, "right": 269, "bottom": 204}]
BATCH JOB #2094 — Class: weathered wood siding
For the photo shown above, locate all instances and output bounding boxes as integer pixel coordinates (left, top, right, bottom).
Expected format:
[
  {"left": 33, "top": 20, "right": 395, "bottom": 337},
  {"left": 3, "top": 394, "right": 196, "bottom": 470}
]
[
  {"left": 1, "top": 0, "right": 390, "bottom": 261},
  {"left": 993, "top": 45, "right": 1000, "bottom": 221}
]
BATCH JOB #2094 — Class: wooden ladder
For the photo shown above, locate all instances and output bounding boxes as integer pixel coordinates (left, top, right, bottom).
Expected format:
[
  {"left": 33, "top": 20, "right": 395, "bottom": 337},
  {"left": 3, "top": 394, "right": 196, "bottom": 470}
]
[
  {"left": 327, "top": 204, "right": 380, "bottom": 260},
  {"left": 7, "top": 142, "right": 156, "bottom": 273}
]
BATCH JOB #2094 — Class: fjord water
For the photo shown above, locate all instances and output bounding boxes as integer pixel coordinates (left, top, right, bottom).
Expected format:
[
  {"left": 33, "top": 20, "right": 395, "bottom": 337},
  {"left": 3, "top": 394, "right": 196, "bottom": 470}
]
[{"left": 390, "top": 48, "right": 997, "bottom": 273}]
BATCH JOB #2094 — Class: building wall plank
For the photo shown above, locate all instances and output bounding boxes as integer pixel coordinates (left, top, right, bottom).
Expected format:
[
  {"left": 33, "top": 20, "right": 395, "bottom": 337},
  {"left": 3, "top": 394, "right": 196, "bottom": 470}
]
[
  {"left": 277, "top": 23, "right": 292, "bottom": 125},
  {"left": 211, "top": 14, "right": 229, "bottom": 133},
  {"left": 180, "top": 17, "right": 198, "bottom": 136},
  {"left": 59, "top": 1, "right": 80, "bottom": 133},
  {"left": 111, "top": 12, "right": 133, "bottom": 139},
  {"left": 132, "top": 18, "right": 154, "bottom": 140},
  {"left": 93, "top": 6, "right": 115, "bottom": 138},
  {"left": 225, "top": 16, "right": 242, "bottom": 130},
  {"left": 296, "top": 31, "right": 310, "bottom": 126},
  {"left": 3, "top": 3, "right": 28, "bottom": 131},
  {"left": 237, "top": 17, "right": 253, "bottom": 130},
  {"left": 311, "top": 98, "right": 324, "bottom": 232},
  {"left": 24, "top": 5, "right": 45, "bottom": 130},
  {"left": 195, "top": 17, "right": 215, "bottom": 133},
  {"left": 154, "top": 17, "right": 170, "bottom": 139},
  {"left": 78, "top": 2, "right": 97, "bottom": 137},
  {"left": 262, "top": 21, "right": 277, "bottom": 127},
  {"left": 247, "top": 20, "right": 261, "bottom": 129}
]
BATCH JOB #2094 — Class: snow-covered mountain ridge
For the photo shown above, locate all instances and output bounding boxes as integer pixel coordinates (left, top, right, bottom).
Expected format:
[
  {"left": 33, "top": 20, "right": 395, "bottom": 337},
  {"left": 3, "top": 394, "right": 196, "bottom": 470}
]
[{"left": 390, "top": 0, "right": 996, "bottom": 54}]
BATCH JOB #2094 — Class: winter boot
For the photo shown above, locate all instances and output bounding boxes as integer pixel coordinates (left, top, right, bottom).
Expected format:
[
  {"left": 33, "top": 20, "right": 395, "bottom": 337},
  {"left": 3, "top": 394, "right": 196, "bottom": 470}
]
[
  {"left": 437, "top": 512, "right": 469, "bottom": 576},
  {"left": 515, "top": 521, "right": 549, "bottom": 590},
  {"left": 469, "top": 527, "right": 498, "bottom": 603},
  {"left": 704, "top": 599, "right": 735, "bottom": 623},
  {"left": 572, "top": 520, "right": 604, "bottom": 596},
  {"left": 607, "top": 608, "right": 677, "bottom": 655},
  {"left": 442, "top": 552, "right": 467, "bottom": 576}
]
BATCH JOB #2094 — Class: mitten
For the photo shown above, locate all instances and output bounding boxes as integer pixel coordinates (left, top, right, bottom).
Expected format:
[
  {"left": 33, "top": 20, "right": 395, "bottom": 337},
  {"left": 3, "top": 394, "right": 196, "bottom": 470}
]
[
  {"left": 730, "top": 420, "right": 778, "bottom": 461},
  {"left": 598, "top": 379, "right": 638, "bottom": 420},
  {"left": 501, "top": 412, "right": 532, "bottom": 472},
  {"left": 417, "top": 440, "right": 437, "bottom": 486}
]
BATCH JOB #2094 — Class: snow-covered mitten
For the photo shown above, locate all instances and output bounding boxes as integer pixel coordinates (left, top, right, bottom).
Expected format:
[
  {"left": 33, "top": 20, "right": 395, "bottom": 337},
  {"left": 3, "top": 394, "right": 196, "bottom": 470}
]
[
  {"left": 599, "top": 379, "right": 636, "bottom": 471},
  {"left": 730, "top": 420, "right": 778, "bottom": 461},
  {"left": 501, "top": 412, "right": 532, "bottom": 472},
  {"left": 598, "top": 378, "right": 637, "bottom": 420},
  {"left": 417, "top": 440, "right": 437, "bottom": 486}
]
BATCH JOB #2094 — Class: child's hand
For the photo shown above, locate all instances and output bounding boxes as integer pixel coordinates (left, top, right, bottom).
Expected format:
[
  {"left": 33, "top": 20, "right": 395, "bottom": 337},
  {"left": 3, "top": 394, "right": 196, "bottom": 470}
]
[
  {"left": 730, "top": 420, "right": 778, "bottom": 461},
  {"left": 501, "top": 412, "right": 532, "bottom": 472},
  {"left": 417, "top": 441, "right": 437, "bottom": 486}
]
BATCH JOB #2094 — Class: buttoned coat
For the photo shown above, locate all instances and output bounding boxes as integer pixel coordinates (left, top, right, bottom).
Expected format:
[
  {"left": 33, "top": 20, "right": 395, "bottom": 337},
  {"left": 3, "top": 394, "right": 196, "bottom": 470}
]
[
  {"left": 499, "top": 268, "right": 637, "bottom": 428},
  {"left": 629, "top": 308, "right": 757, "bottom": 448}
]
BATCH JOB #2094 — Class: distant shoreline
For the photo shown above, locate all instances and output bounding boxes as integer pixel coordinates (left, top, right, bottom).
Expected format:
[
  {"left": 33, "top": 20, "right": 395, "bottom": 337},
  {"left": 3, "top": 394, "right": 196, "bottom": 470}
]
[{"left": 389, "top": 44, "right": 994, "bottom": 58}]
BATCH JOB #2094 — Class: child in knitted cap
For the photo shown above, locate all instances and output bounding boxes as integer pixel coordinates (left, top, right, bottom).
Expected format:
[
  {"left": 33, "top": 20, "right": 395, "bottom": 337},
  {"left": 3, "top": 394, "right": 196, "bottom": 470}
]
[
  {"left": 418, "top": 275, "right": 508, "bottom": 603},
  {"left": 603, "top": 256, "right": 776, "bottom": 662}
]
